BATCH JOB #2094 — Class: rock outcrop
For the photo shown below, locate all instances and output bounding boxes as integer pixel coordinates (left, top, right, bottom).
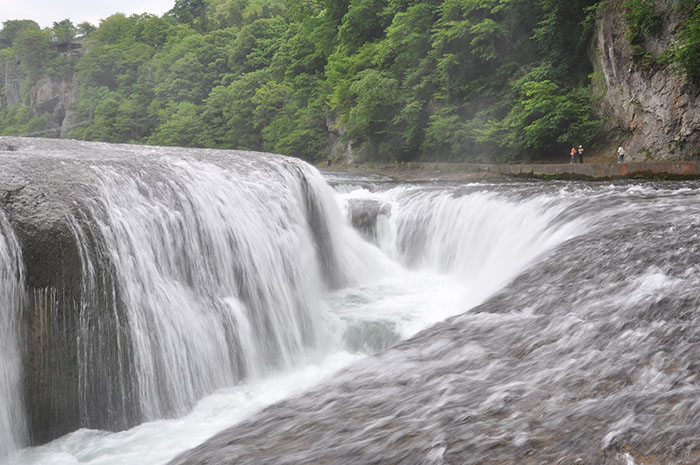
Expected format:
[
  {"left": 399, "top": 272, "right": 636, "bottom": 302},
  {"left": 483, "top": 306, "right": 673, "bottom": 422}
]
[
  {"left": 595, "top": 0, "right": 700, "bottom": 160},
  {"left": 0, "top": 143, "right": 97, "bottom": 444},
  {"left": 3, "top": 50, "right": 81, "bottom": 137}
]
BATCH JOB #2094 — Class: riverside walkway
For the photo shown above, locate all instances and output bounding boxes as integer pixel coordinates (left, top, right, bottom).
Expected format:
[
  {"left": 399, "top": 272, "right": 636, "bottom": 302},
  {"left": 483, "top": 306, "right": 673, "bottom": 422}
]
[{"left": 402, "top": 160, "right": 700, "bottom": 180}]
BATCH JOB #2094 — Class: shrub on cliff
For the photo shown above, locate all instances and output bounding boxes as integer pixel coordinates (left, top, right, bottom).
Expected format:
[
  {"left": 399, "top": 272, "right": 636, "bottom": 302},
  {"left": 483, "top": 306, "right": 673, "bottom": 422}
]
[{"left": 672, "top": 3, "right": 700, "bottom": 83}]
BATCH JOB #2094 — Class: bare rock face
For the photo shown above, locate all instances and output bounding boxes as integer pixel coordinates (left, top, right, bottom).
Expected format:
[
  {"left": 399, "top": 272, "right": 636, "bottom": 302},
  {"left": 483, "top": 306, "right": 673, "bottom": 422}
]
[
  {"left": 0, "top": 142, "right": 97, "bottom": 444},
  {"left": 3, "top": 59, "right": 23, "bottom": 109},
  {"left": 595, "top": 0, "right": 700, "bottom": 161},
  {"left": 326, "top": 115, "right": 356, "bottom": 163},
  {"left": 2, "top": 53, "right": 81, "bottom": 136}
]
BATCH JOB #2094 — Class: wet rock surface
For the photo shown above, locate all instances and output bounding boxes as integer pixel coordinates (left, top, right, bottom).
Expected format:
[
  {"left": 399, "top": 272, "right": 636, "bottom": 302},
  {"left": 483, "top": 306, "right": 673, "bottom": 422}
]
[
  {"left": 347, "top": 198, "right": 392, "bottom": 244},
  {"left": 0, "top": 139, "right": 106, "bottom": 443}
]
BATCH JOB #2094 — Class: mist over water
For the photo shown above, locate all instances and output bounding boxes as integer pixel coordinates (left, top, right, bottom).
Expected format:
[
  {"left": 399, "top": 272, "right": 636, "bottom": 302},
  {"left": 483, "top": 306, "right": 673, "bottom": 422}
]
[{"left": 1, "top": 140, "right": 699, "bottom": 465}]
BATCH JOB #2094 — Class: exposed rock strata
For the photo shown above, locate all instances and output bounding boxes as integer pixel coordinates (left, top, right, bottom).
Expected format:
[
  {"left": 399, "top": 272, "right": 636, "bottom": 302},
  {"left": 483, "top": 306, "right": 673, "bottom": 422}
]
[
  {"left": 595, "top": 0, "right": 700, "bottom": 160},
  {"left": 3, "top": 55, "right": 81, "bottom": 136}
]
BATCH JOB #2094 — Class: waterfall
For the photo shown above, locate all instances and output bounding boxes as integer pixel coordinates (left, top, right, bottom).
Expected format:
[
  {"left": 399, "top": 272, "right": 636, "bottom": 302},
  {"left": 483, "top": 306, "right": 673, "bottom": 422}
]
[
  {"left": 167, "top": 182, "right": 700, "bottom": 465},
  {"left": 64, "top": 154, "right": 380, "bottom": 426},
  {"left": 1, "top": 138, "right": 393, "bottom": 446},
  {"left": 340, "top": 185, "right": 585, "bottom": 312},
  {"left": 389, "top": 187, "right": 582, "bottom": 301},
  {"left": 7, "top": 139, "right": 650, "bottom": 465},
  {"left": 0, "top": 210, "right": 26, "bottom": 458}
]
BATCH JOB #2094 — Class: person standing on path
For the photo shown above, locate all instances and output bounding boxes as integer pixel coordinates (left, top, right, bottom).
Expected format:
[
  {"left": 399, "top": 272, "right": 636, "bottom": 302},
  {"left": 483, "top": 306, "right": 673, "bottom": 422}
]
[
  {"left": 577, "top": 145, "right": 584, "bottom": 163},
  {"left": 617, "top": 146, "right": 625, "bottom": 163},
  {"left": 570, "top": 147, "right": 576, "bottom": 164}
]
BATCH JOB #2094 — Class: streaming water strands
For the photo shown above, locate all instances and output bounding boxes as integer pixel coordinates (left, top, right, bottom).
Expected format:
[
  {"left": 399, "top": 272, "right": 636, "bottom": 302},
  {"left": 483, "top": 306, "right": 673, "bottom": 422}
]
[
  {"left": 0, "top": 210, "right": 26, "bottom": 459},
  {"left": 5, "top": 139, "right": 698, "bottom": 465},
  {"left": 169, "top": 182, "right": 700, "bottom": 465},
  {"left": 353, "top": 186, "right": 586, "bottom": 306},
  {"left": 68, "top": 156, "right": 384, "bottom": 426}
]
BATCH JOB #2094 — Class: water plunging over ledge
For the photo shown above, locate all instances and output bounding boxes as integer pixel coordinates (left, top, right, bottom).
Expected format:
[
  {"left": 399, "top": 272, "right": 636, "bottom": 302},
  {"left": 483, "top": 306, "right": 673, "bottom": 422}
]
[
  {"left": 0, "top": 210, "right": 26, "bottom": 459},
  {"left": 1, "top": 138, "right": 699, "bottom": 465}
]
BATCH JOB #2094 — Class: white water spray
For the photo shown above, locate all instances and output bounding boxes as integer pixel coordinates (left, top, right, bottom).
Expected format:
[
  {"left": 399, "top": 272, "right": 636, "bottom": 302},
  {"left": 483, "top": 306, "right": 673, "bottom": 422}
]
[{"left": 336, "top": 185, "right": 585, "bottom": 329}]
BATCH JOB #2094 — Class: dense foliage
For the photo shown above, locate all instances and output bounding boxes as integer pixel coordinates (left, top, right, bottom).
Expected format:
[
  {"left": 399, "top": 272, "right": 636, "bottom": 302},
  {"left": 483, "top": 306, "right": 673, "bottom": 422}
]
[
  {"left": 669, "top": 0, "right": 700, "bottom": 83},
  {"left": 2, "top": 0, "right": 693, "bottom": 162},
  {"left": 624, "top": 0, "right": 663, "bottom": 63}
]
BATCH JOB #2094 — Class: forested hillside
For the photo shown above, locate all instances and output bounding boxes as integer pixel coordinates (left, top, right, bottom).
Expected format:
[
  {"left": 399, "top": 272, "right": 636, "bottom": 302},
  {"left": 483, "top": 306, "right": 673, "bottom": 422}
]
[{"left": 1, "top": 0, "right": 699, "bottom": 162}]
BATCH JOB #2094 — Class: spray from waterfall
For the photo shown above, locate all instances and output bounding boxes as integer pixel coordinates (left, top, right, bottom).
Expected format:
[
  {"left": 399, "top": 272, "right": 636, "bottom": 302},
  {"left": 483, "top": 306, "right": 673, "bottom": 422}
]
[{"left": 340, "top": 185, "right": 586, "bottom": 316}]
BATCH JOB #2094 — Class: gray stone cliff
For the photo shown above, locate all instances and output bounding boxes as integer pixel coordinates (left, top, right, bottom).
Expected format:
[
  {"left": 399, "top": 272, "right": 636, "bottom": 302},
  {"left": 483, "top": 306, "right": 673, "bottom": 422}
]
[
  {"left": 3, "top": 53, "right": 81, "bottom": 137},
  {"left": 595, "top": 0, "right": 700, "bottom": 160}
]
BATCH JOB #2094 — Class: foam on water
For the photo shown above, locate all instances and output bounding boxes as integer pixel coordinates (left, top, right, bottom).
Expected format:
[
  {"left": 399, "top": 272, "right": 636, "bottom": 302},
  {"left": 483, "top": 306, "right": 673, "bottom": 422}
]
[
  {"left": 9, "top": 352, "right": 362, "bottom": 465},
  {"left": 13, "top": 140, "right": 677, "bottom": 465}
]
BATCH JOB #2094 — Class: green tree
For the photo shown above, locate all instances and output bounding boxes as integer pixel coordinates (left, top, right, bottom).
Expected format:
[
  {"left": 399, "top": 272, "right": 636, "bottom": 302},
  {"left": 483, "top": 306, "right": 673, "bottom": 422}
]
[
  {"left": 168, "top": 0, "right": 209, "bottom": 31},
  {"left": 76, "top": 22, "right": 96, "bottom": 38},
  {"left": 14, "top": 28, "right": 50, "bottom": 80},
  {"left": 148, "top": 101, "right": 208, "bottom": 146},
  {"left": 52, "top": 19, "right": 76, "bottom": 44},
  {"left": 670, "top": 3, "right": 700, "bottom": 83},
  {"left": 3, "top": 0, "right": 612, "bottom": 162},
  {"left": 0, "top": 20, "right": 40, "bottom": 48},
  {"left": 478, "top": 80, "right": 599, "bottom": 159}
]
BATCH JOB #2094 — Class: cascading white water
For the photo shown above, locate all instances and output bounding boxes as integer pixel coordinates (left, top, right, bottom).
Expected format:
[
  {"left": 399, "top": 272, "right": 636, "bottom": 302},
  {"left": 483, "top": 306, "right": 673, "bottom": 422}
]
[
  {"left": 12, "top": 174, "right": 588, "bottom": 465},
  {"left": 69, "top": 155, "right": 385, "bottom": 423},
  {"left": 333, "top": 185, "right": 586, "bottom": 336},
  {"left": 386, "top": 186, "right": 584, "bottom": 304},
  {"left": 2, "top": 139, "right": 617, "bottom": 465},
  {"left": 0, "top": 210, "right": 26, "bottom": 459}
]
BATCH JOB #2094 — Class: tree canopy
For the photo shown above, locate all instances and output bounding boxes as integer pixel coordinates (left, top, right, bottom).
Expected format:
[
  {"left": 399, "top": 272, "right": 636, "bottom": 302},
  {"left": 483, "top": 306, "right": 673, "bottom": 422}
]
[{"left": 0, "top": 0, "right": 697, "bottom": 162}]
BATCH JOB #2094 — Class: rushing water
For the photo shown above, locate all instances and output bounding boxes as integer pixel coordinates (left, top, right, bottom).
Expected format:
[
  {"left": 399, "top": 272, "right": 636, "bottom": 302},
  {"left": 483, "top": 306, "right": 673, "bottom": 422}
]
[
  {"left": 0, "top": 211, "right": 25, "bottom": 460},
  {"left": 1, "top": 139, "right": 699, "bottom": 465},
  {"left": 169, "top": 180, "right": 700, "bottom": 465},
  {"left": 69, "top": 157, "right": 374, "bottom": 424}
]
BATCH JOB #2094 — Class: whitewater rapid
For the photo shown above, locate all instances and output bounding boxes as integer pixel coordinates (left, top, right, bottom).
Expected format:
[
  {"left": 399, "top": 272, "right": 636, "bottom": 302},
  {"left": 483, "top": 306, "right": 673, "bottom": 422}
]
[
  {"left": 0, "top": 141, "right": 585, "bottom": 465},
  {"left": 3, "top": 139, "right": 698, "bottom": 465}
]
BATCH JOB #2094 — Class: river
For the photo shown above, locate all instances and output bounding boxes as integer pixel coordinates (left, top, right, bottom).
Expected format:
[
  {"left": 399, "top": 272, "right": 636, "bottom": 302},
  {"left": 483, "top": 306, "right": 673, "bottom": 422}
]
[{"left": 0, "top": 139, "right": 698, "bottom": 465}]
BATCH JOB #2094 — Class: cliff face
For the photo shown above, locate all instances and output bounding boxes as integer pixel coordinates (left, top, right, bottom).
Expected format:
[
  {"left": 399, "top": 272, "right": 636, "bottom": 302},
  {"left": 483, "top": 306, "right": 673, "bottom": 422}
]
[
  {"left": 3, "top": 59, "right": 23, "bottom": 109},
  {"left": 30, "top": 74, "right": 81, "bottom": 137},
  {"left": 595, "top": 0, "right": 700, "bottom": 160},
  {"left": 3, "top": 54, "right": 81, "bottom": 137}
]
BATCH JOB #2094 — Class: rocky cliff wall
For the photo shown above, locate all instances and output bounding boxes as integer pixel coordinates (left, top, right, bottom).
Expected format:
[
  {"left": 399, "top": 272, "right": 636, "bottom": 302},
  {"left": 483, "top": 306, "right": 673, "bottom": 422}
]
[
  {"left": 3, "top": 59, "right": 24, "bottom": 109},
  {"left": 595, "top": 0, "right": 700, "bottom": 160},
  {"left": 3, "top": 53, "right": 81, "bottom": 137}
]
